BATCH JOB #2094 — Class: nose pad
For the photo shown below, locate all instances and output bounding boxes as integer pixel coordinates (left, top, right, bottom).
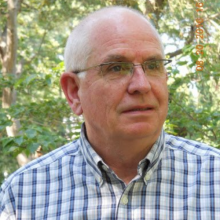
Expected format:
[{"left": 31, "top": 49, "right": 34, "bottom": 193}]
[
  {"left": 131, "top": 64, "right": 145, "bottom": 76},
  {"left": 128, "top": 64, "right": 151, "bottom": 94}
]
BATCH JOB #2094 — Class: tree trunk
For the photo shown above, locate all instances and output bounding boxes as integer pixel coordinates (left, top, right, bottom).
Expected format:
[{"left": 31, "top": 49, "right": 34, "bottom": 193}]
[{"left": 1, "top": 0, "right": 31, "bottom": 166}]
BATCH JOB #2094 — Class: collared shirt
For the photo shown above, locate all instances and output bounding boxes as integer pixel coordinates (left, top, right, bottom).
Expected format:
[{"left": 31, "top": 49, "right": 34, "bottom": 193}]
[{"left": 1, "top": 125, "right": 220, "bottom": 220}]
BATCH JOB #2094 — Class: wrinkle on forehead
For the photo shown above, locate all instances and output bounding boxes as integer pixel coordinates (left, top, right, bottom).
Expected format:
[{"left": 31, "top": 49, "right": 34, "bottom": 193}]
[{"left": 102, "top": 54, "right": 163, "bottom": 63}]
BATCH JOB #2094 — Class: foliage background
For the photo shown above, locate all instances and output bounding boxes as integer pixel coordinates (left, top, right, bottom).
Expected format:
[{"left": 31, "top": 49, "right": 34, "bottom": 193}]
[{"left": 0, "top": 0, "right": 219, "bottom": 184}]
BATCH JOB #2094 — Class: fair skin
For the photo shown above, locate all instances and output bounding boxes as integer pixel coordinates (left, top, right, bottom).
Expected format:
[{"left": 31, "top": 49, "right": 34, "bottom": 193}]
[{"left": 61, "top": 10, "right": 169, "bottom": 184}]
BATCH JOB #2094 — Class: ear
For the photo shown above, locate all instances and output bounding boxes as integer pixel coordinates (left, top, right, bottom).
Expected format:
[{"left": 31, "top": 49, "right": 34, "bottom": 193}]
[{"left": 60, "top": 72, "right": 83, "bottom": 115}]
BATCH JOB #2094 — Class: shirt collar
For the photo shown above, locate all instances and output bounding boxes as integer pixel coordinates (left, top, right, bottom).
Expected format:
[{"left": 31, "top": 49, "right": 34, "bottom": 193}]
[
  {"left": 140, "top": 129, "right": 166, "bottom": 184},
  {"left": 79, "top": 124, "right": 104, "bottom": 186},
  {"left": 79, "top": 123, "right": 166, "bottom": 185}
]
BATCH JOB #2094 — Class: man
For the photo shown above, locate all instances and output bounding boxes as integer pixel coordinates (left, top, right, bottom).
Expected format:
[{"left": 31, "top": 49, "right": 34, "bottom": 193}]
[{"left": 1, "top": 6, "right": 220, "bottom": 220}]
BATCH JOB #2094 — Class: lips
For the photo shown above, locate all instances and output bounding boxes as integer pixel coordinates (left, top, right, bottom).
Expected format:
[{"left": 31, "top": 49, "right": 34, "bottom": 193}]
[
  {"left": 131, "top": 107, "right": 152, "bottom": 111},
  {"left": 122, "top": 106, "right": 154, "bottom": 113}
]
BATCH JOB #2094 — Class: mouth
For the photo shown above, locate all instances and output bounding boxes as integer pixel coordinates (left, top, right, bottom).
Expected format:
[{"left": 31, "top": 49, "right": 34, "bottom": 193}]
[
  {"left": 123, "top": 107, "right": 154, "bottom": 113},
  {"left": 130, "top": 108, "right": 152, "bottom": 111}
]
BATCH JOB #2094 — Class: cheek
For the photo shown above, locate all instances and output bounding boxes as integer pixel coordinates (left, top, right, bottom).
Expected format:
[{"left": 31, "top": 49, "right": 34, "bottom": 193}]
[
  {"left": 79, "top": 76, "right": 128, "bottom": 117},
  {"left": 152, "top": 81, "right": 168, "bottom": 105},
  {"left": 79, "top": 82, "right": 110, "bottom": 116}
]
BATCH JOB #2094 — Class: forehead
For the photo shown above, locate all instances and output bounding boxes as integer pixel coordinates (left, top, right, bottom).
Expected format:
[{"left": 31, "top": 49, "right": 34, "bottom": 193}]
[{"left": 87, "top": 11, "right": 163, "bottom": 63}]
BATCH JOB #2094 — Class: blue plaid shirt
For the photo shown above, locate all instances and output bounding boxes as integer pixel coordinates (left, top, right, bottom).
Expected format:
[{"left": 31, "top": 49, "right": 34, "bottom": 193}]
[{"left": 1, "top": 125, "right": 220, "bottom": 220}]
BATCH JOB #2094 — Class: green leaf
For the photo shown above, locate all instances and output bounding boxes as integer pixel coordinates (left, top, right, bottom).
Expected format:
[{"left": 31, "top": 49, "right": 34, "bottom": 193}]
[
  {"left": 28, "top": 143, "right": 40, "bottom": 154},
  {"left": 14, "top": 136, "right": 24, "bottom": 146},
  {"left": 177, "top": 61, "right": 188, "bottom": 66},
  {"left": 2, "top": 138, "right": 14, "bottom": 148},
  {"left": 7, "top": 146, "right": 20, "bottom": 153},
  {"left": 0, "top": 121, "right": 13, "bottom": 131},
  {"left": 34, "top": 126, "right": 44, "bottom": 133},
  {"left": 24, "top": 75, "right": 37, "bottom": 86},
  {"left": 190, "top": 53, "right": 199, "bottom": 62},
  {"left": 25, "top": 129, "right": 37, "bottom": 138},
  {"left": 45, "top": 75, "right": 52, "bottom": 85},
  {"left": 14, "top": 77, "right": 25, "bottom": 88}
]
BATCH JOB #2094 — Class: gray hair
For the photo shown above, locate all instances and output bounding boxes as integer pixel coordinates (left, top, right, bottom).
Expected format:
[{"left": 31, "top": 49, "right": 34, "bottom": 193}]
[{"left": 64, "top": 6, "right": 164, "bottom": 76}]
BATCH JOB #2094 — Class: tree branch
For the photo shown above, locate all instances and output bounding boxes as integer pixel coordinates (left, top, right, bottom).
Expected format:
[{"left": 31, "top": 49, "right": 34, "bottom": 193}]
[
  {"left": 20, "top": 1, "right": 38, "bottom": 11},
  {"left": 171, "top": 99, "right": 216, "bottom": 141},
  {"left": 0, "top": 25, "right": 7, "bottom": 62},
  {"left": 166, "top": 25, "right": 195, "bottom": 58},
  {"left": 24, "top": 30, "right": 47, "bottom": 65},
  {"left": 206, "top": 12, "right": 220, "bottom": 20},
  {"left": 166, "top": 48, "right": 183, "bottom": 58},
  {"left": 0, "top": 44, "right": 4, "bottom": 63},
  {"left": 16, "top": 0, "right": 24, "bottom": 13}
]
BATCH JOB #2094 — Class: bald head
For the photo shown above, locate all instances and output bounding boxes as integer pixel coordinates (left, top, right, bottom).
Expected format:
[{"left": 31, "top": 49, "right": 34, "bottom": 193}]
[{"left": 64, "top": 6, "right": 164, "bottom": 73}]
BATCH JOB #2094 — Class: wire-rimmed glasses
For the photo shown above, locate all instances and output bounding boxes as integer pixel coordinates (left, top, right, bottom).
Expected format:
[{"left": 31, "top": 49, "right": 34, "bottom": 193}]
[{"left": 74, "top": 59, "right": 172, "bottom": 80}]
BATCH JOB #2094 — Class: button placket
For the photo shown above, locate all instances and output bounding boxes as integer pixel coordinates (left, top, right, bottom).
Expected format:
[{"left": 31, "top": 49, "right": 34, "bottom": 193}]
[
  {"left": 145, "top": 173, "right": 151, "bottom": 181},
  {"left": 121, "top": 195, "right": 128, "bottom": 205}
]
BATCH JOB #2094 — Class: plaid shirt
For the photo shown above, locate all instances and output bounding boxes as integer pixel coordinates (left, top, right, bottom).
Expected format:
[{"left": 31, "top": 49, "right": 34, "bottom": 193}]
[{"left": 1, "top": 125, "right": 220, "bottom": 220}]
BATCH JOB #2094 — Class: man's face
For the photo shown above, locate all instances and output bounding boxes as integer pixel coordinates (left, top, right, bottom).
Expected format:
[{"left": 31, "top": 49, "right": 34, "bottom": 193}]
[{"left": 77, "top": 13, "right": 168, "bottom": 143}]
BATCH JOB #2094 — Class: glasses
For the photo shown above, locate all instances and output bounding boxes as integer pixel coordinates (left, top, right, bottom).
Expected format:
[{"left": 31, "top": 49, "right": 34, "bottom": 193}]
[{"left": 74, "top": 59, "right": 172, "bottom": 80}]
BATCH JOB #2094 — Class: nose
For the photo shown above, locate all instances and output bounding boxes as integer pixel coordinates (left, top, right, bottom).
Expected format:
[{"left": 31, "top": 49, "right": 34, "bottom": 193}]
[{"left": 127, "top": 65, "right": 151, "bottom": 94}]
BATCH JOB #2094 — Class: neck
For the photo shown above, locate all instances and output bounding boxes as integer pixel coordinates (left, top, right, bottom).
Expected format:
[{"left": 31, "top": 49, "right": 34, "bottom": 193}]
[{"left": 86, "top": 128, "right": 159, "bottom": 184}]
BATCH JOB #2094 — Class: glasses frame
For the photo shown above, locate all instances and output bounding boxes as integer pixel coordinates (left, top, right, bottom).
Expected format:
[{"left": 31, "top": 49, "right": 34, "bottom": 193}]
[{"left": 74, "top": 59, "right": 172, "bottom": 76}]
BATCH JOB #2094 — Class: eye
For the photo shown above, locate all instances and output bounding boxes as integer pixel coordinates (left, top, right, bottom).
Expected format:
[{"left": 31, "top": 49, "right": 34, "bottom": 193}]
[
  {"left": 104, "top": 63, "right": 131, "bottom": 75},
  {"left": 111, "top": 64, "right": 123, "bottom": 72},
  {"left": 146, "top": 61, "right": 160, "bottom": 70},
  {"left": 101, "top": 62, "right": 132, "bottom": 79},
  {"left": 106, "top": 63, "right": 124, "bottom": 73}
]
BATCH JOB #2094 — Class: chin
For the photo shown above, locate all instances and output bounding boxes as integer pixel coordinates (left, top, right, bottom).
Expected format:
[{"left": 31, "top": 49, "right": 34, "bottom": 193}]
[{"left": 121, "top": 123, "right": 161, "bottom": 139}]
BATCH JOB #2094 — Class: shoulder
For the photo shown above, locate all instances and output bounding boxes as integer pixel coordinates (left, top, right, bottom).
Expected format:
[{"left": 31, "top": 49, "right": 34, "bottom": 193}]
[
  {"left": 162, "top": 133, "right": 220, "bottom": 177},
  {"left": 165, "top": 133, "right": 220, "bottom": 158},
  {"left": 0, "top": 139, "right": 85, "bottom": 217},
  {"left": 0, "top": 139, "right": 82, "bottom": 195}
]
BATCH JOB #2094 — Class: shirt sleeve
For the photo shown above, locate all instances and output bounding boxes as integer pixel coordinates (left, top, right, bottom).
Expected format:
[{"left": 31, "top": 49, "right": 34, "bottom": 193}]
[{"left": 0, "top": 180, "right": 16, "bottom": 220}]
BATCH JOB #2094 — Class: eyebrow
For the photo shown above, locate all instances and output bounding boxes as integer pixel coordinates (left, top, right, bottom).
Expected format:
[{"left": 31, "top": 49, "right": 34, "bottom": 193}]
[
  {"left": 102, "top": 54, "right": 163, "bottom": 63},
  {"left": 102, "top": 55, "right": 129, "bottom": 63}
]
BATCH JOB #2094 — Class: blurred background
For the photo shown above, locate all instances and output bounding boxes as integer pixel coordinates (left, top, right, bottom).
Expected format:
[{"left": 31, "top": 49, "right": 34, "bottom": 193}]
[{"left": 0, "top": 0, "right": 219, "bottom": 184}]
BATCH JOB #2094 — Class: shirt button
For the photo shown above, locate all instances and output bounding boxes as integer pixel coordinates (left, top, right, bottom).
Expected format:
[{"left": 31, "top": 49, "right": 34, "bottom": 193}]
[
  {"left": 145, "top": 173, "right": 151, "bottom": 181},
  {"left": 121, "top": 195, "right": 128, "bottom": 205}
]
